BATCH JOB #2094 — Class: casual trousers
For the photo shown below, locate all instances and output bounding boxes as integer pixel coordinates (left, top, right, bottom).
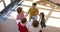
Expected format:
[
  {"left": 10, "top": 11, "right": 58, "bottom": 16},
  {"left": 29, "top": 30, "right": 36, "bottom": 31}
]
[{"left": 29, "top": 16, "right": 37, "bottom": 21}]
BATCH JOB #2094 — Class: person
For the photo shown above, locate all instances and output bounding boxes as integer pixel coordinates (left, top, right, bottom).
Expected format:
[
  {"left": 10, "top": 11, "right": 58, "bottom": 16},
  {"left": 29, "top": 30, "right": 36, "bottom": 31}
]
[
  {"left": 39, "top": 12, "right": 46, "bottom": 28},
  {"left": 18, "top": 18, "right": 28, "bottom": 32},
  {"left": 28, "top": 3, "right": 39, "bottom": 21},
  {"left": 29, "top": 20, "right": 42, "bottom": 32},
  {"left": 16, "top": 7, "right": 27, "bottom": 20}
]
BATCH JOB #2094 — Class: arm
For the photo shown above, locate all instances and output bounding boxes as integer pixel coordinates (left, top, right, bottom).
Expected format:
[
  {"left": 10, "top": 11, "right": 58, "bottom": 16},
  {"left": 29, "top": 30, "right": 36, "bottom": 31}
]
[
  {"left": 36, "top": 8, "right": 39, "bottom": 15},
  {"left": 23, "top": 10, "right": 28, "bottom": 13},
  {"left": 41, "top": 19, "right": 46, "bottom": 27},
  {"left": 37, "top": 9, "right": 39, "bottom": 15},
  {"left": 26, "top": 8, "right": 31, "bottom": 17},
  {"left": 28, "top": 8, "right": 31, "bottom": 14},
  {"left": 23, "top": 11, "right": 28, "bottom": 13},
  {"left": 24, "top": 8, "right": 31, "bottom": 17},
  {"left": 18, "top": 22, "right": 20, "bottom": 31},
  {"left": 22, "top": 11, "right": 28, "bottom": 17}
]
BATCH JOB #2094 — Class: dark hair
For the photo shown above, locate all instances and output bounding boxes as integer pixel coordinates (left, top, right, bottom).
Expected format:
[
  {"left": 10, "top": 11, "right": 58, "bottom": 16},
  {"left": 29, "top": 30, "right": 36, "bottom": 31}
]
[
  {"left": 21, "top": 18, "right": 27, "bottom": 24},
  {"left": 32, "top": 20, "right": 39, "bottom": 28},
  {"left": 17, "top": 7, "right": 22, "bottom": 14},
  {"left": 32, "top": 3, "right": 37, "bottom": 6},
  {"left": 40, "top": 12, "right": 44, "bottom": 18}
]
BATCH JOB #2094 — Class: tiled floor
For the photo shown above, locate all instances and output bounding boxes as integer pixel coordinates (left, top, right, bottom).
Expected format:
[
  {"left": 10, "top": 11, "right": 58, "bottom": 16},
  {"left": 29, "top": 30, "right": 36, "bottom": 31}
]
[{"left": 7, "top": 0, "right": 60, "bottom": 32}]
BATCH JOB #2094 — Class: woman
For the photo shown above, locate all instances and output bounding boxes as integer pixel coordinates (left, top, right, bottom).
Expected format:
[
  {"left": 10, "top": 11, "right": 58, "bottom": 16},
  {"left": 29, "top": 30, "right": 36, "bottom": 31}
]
[{"left": 39, "top": 12, "right": 46, "bottom": 28}]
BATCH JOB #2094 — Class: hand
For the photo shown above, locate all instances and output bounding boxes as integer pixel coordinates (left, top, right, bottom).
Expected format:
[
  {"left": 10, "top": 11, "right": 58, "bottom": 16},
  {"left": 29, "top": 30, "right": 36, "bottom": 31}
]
[
  {"left": 36, "top": 13, "right": 38, "bottom": 15},
  {"left": 25, "top": 13, "right": 28, "bottom": 17}
]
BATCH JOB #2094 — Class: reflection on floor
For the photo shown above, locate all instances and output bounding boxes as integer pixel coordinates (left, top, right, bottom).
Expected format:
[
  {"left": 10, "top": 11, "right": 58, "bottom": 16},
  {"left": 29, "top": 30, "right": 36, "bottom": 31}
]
[{"left": 7, "top": 0, "right": 60, "bottom": 32}]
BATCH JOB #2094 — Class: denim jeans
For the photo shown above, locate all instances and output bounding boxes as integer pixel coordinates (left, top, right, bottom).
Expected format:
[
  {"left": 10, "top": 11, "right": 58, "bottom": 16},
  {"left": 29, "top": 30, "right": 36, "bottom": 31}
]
[{"left": 29, "top": 16, "right": 37, "bottom": 21}]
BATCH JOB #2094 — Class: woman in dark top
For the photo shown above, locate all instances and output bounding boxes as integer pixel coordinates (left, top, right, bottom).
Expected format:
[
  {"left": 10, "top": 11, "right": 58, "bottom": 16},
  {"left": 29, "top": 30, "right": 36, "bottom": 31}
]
[{"left": 39, "top": 12, "right": 46, "bottom": 28}]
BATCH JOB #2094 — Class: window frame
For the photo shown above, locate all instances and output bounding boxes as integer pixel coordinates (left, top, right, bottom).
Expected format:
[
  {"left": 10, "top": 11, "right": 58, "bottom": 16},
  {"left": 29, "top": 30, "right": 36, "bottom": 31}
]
[{"left": 0, "top": 0, "right": 21, "bottom": 14}]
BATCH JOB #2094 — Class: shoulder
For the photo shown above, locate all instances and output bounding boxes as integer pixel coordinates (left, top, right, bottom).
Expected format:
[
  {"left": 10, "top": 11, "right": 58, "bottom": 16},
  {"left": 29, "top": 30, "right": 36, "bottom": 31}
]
[
  {"left": 18, "top": 22, "right": 21, "bottom": 27},
  {"left": 18, "top": 22, "right": 21, "bottom": 25}
]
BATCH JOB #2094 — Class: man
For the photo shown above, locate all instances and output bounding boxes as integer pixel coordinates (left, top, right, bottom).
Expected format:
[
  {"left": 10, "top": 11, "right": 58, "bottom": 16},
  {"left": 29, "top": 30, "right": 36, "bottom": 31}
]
[{"left": 28, "top": 3, "right": 39, "bottom": 21}]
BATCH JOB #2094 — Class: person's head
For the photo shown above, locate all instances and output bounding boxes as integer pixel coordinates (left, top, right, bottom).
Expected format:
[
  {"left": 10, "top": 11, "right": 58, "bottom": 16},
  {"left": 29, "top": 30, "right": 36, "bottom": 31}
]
[
  {"left": 17, "top": 7, "right": 22, "bottom": 14},
  {"left": 39, "top": 12, "right": 44, "bottom": 19},
  {"left": 21, "top": 18, "right": 27, "bottom": 24},
  {"left": 32, "top": 3, "right": 37, "bottom": 7},
  {"left": 32, "top": 20, "right": 39, "bottom": 28}
]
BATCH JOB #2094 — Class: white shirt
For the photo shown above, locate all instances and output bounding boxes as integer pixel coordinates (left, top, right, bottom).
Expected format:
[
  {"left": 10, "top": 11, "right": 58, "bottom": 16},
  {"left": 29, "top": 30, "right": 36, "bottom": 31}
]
[
  {"left": 26, "top": 19, "right": 33, "bottom": 28},
  {"left": 29, "top": 25, "right": 42, "bottom": 32}
]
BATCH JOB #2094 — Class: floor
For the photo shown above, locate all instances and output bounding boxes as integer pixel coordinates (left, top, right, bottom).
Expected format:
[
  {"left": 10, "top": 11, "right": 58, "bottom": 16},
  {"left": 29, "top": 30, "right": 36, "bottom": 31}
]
[
  {"left": 8, "top": 0, "right": 60, "bottom": 27},
  {"left": 1, "top": 0, "right": 60, "bottom": 32},
  {"left": 42, "top": 26, "right": 60, "bottom": 32}
]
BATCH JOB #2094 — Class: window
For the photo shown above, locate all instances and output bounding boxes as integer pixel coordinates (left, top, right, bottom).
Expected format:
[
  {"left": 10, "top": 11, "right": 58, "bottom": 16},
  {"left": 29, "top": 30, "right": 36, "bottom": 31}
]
[
  {"left": 4, "top": 0, "right": 11, "bottom": 6},
  {"left": 0, "top": 2, "right": 5, "bottom": 12}
]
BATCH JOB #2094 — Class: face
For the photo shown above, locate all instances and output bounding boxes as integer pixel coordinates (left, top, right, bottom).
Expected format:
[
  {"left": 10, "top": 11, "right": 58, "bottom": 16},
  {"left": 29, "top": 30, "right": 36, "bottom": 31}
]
[
  {"left": 40, "top": 15, "right": 42, "bottom": 18},
  {"left": 20, "top": 10, "right": 23, "bottom": 13},
  {"left": 32, "top": 5, "right": 36, "bottom": 7}
]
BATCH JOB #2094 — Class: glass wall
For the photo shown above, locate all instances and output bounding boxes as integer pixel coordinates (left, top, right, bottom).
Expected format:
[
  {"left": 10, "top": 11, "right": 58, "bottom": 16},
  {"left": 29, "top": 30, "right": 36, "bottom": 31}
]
[
  {"left": 0, "top": 0, "right": 20, "bottom": 14},
  {"left": 4, "top": 0, "right": 11, "bottom": 6},
  {"left": 0, "top": 0, "right": 5, "bottom": 12}
]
